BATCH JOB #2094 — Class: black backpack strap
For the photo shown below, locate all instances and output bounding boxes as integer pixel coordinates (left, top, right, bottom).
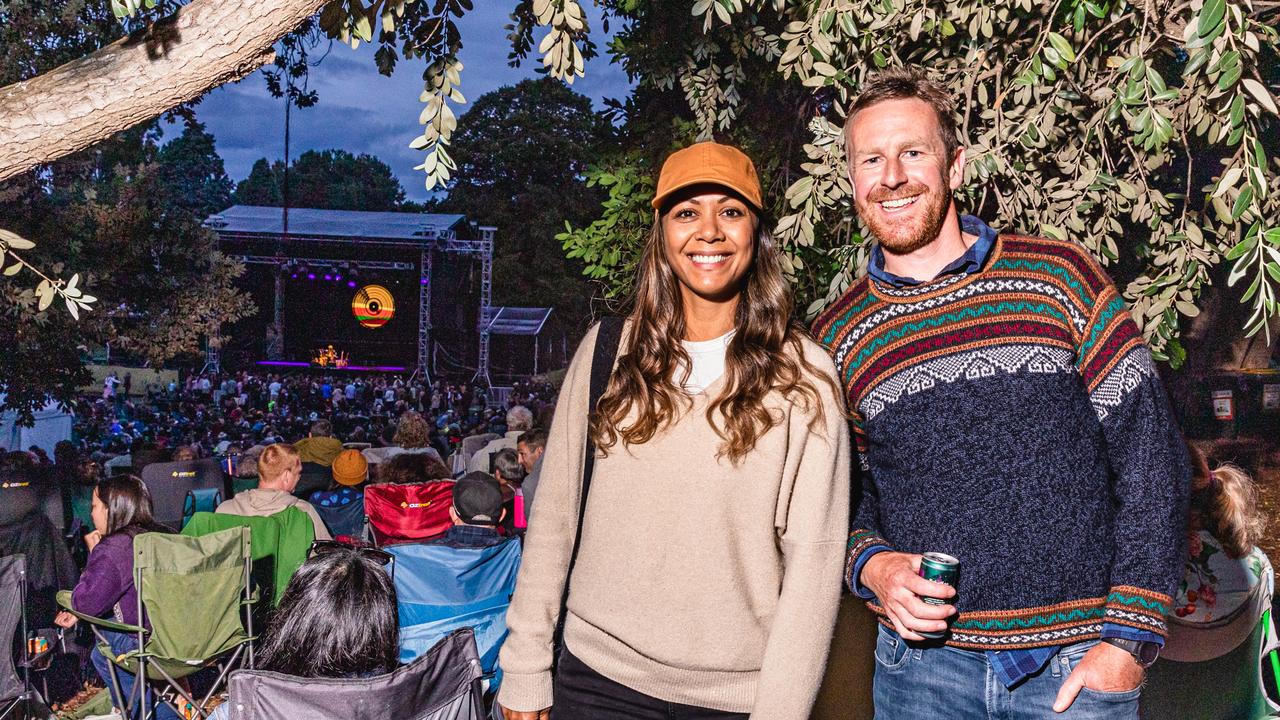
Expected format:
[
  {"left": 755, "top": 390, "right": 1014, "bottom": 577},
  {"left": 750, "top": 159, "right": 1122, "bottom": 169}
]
[{"left": 552, "top": 315, "right": 625, "bottom": 668}]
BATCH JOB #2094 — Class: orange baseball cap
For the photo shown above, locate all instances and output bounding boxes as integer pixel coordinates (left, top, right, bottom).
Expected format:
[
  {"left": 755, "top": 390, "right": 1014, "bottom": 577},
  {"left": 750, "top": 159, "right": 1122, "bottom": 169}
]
[{"left": 651, "top": 142, "right": 763, "bottom": 212}]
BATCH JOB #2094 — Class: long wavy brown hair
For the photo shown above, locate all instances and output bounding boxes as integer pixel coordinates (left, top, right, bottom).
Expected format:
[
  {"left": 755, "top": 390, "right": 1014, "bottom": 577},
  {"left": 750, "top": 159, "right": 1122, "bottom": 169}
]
[{"left": 590, "top": 213, "right": 837, "bottom": 464}]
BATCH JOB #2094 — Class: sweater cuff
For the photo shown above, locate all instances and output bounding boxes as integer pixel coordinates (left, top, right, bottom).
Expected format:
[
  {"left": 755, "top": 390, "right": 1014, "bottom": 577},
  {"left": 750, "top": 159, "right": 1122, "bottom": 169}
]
[
  {"left": 495, "top": 670, "right": 553, "bottom": 713},
  {"left": 846, "top": 530, "right": 891, "bottom": 599},
  {"left": 1101, "top": 585, "right": 1171, "bottom": 639}
]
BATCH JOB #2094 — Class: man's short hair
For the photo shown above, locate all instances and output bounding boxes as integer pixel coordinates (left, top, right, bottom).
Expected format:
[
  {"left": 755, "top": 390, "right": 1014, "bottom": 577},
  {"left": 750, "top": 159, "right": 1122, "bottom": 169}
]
[
  {"left": 517, "top": 428, "right": 548, "bottom": 452},
  {"left": 506, "top": 405, "right": 534, "bottom": 432},
  {"left": 257, "top": 443, "right": 300, "bottom": 484},
  {"left": 310, "top": 419, "right": 333, "bottom": 437},
  {"left": 847, "top": 66, "right": 960, "bottom": 161},
  {"left": 491, "top": 448, "right": 526, "bottom": 482}
]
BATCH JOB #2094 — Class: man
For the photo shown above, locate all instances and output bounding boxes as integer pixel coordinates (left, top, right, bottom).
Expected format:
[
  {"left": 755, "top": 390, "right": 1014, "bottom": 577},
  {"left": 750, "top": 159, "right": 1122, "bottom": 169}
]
[
  {"left": 426, "top": 472, "right": 509, "bottom": 549},
  {"left": 216, "top": 443, "right": 331, "bottom": 540},
  {"left": 811, "top": 67, "right": 1188, "bottom": 719},
  {"left": 515, "top": 428, "right": 547, "bottom": 516},
  {"left": 466, "top": 406, "right": 534, "bottom": 474}
]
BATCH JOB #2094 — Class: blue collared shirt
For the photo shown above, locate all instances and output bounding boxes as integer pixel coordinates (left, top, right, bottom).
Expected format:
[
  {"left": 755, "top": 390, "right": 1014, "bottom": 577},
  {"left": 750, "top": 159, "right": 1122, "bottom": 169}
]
[
  {"left": 866, "top": 214, "right": 997, "bottom": 288},
  {"left": 853, "top": 215, "right": 1163, "bottom": 687}
]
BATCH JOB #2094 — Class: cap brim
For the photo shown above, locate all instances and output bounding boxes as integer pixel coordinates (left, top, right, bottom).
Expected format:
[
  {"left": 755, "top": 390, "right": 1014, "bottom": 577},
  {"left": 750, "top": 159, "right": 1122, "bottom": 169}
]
[{"left": 651, "top": 179, "right": 761, "bottom": 212}]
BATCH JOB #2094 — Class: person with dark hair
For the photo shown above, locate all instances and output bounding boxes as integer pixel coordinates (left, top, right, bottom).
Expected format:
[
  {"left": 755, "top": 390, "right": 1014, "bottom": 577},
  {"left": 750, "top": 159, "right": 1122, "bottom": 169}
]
[
  {"left": 490, "top": 449, "right": 525, "bottom": 535},
  {"left": 208, "top": 545, "right": 400, "bottom": 720},
  {"left": 56, "top": 475, "right": 179, "bottom": 720},
  {"left": 500, "top": 142, "right": 850, "bottom": 720},
  {"left": 375, "top": 451, "right": 451, "bottom": 485},
  {"left": 810, "top": 65, "right": 1189, "bottom": 719}
]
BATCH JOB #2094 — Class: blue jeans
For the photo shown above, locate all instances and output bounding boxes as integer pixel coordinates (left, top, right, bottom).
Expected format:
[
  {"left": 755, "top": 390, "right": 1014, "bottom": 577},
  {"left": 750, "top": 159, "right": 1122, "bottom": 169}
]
[
  {"left": 872, "top": 627, "right": 1140, "bottom": 720},
  {"left": 91, "top": 631, "right": 180, "bottom": 720}
]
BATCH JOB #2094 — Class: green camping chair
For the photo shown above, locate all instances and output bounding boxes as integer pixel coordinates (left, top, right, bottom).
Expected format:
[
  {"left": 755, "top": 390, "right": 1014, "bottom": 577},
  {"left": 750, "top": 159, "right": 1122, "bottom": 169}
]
[
  {"left": 181, "top": 508, "right": 314, "bottom": 608},
  {"left": 57, "top": 527, "right": 254, "bottom": 720}
]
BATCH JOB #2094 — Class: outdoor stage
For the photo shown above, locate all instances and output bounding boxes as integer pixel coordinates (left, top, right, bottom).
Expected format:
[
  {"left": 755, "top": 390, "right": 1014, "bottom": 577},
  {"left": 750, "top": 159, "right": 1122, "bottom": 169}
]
[{"left": 204, "top": 206, "right": 554, "bottom": 384}]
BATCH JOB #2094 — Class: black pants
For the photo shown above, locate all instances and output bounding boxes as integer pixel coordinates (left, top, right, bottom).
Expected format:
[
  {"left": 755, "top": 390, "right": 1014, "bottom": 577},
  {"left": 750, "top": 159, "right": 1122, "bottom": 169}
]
[{"left": 551, "top": 649, "right": 751, "bottom": 720}]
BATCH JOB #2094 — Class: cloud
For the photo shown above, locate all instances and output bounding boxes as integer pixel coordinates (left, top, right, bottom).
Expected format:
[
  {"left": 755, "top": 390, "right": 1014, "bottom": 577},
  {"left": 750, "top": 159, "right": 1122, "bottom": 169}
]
[{"left": 179, "top": 3, "right": 633, "bottom": 202}]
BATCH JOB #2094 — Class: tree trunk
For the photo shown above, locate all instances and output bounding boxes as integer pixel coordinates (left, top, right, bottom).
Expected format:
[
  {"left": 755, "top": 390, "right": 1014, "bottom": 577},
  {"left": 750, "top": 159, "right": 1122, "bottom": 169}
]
[{"left": 0, "top": 0, "right": 326, "bottom": 183}]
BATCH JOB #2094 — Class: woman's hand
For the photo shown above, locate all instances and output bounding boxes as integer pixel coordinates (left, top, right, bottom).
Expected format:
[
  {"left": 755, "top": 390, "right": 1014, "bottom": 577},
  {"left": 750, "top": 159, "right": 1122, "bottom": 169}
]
[
  {"left": 84, "top": 530, "right": 102, "bottom": 553},
  {"left": 54, "top": 611, "right": 78, "bottom": 629},
  {"left": 500, "top": 706, "right": 550, "bottom": 720}
]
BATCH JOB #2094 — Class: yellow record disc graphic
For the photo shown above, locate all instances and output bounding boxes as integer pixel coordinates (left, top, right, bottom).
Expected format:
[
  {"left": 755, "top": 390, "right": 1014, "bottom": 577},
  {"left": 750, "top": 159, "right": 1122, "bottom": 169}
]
[{"left": 352, "top": 285, "right": 395, "bottom": 329}]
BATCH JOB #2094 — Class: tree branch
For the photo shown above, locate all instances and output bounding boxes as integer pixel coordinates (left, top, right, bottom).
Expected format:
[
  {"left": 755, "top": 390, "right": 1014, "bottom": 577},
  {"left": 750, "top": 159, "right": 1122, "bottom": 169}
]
[{"left": 0, "top": 0, "right": 327, "bottom": 182}]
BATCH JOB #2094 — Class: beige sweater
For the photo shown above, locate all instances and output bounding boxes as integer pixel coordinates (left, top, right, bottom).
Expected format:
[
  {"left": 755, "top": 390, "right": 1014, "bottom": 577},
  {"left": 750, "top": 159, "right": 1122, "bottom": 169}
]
[{"left": 497, "top": 323, "right": 850, "bottom": 718}]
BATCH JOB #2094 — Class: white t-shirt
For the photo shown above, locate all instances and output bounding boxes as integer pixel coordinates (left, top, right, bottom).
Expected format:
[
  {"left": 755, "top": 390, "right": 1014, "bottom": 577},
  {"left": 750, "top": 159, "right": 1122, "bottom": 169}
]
[{"left": 680, "top": 330, "right": 733, "bottom": 394}]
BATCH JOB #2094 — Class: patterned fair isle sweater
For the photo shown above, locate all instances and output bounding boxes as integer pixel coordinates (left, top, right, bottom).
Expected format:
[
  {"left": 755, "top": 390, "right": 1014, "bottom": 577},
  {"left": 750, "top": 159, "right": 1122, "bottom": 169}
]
[{"left": 811, "top": 230, "right": 1190, "bottom": 651}]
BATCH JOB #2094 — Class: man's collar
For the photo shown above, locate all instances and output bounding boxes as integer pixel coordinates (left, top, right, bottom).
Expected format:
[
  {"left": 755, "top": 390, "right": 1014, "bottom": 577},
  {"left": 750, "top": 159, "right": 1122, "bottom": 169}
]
[{"left": 868, "top": 215, "right": 997, "bottom": 287}]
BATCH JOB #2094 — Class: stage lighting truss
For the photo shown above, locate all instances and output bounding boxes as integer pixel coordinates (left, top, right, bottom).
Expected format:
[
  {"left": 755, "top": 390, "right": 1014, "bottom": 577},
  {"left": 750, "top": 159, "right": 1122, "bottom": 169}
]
[{"left": 232, "top": 256, "right": 414, "bottom": 274}]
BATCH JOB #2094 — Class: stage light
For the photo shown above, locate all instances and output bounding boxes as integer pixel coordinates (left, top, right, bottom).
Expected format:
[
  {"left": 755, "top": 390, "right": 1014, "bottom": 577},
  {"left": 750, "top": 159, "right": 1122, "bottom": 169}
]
[
  {"left": 307, "top": 273, "right": 316, "bottom": 280},
  {"left": 291, "top": 273, "right": 298, "bottom": 279},
  {"left": 335, "top": 274, "right": 342, "bottom": 281},
  {"left": 324, "top": 274, "right": 332, "bottom": 281},
  {"left": 347, "top": 281, "right": 356, "bottom": 288},
  {"left": 420, "top": 278, "right": 429, "bottom": 286}
]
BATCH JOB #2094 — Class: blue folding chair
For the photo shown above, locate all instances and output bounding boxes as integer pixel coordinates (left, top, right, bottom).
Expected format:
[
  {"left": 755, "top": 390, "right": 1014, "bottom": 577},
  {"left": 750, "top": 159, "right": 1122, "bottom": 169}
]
[{"left": 387, "top": 539, "right": 521, "bottom": 693}]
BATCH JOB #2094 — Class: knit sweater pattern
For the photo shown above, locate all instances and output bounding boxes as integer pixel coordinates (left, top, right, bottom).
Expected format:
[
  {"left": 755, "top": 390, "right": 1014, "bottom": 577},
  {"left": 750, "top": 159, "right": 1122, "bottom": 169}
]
[
  {"left": 812, "top": 233, "right": 1189, "bottom": 651},
  {"left": 497, "top": 323, "right": 851, "bottom": 718}
]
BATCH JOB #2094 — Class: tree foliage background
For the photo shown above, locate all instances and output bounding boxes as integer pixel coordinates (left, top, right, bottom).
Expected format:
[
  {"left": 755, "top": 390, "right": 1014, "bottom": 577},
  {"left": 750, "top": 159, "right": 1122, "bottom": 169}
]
[
  {"left": 232, "top": 149, "right": 408, "bottom": 210},
  {"left": 0, "top": 1, "right": 255, "bottom": 424},
  {"left": 432, "top": 77, "right": 614, "bottom": 335}
]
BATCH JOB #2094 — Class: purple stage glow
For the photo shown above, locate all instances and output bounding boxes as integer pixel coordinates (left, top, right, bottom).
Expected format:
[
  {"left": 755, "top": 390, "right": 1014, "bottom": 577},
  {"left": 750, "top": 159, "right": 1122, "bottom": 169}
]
[
  {"left": 347, "top": 281, "right": 357, "bottom": 288},
  {"left": 255, "top": 361, "right": 407, "bottom": 372},
  {"left": 323, "top": 274, "right": 332, "bottom": 281},
  {"left": 306, "top": 273, "right": 316, "bottom": 280}
]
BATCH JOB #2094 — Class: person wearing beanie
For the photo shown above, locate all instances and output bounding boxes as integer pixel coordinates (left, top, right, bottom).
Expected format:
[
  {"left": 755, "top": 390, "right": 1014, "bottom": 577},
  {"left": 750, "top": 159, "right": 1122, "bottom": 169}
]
[
  {"left": 499, "top": 142, "right": 849, "bottom": 720},
  {"left": 307, "top": 449, "right": 368, "bottom": 538},
  {"left": 425, "top": 471, "right": 509, "bottom": 549}
]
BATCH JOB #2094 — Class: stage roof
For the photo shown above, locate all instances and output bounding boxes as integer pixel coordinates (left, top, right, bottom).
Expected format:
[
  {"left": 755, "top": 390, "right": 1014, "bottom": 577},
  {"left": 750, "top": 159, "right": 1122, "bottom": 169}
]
[
  {"left": 204, "top": 205, "right": 467, "bottom": 244},
  {"left": 486, "top": 307, "right": 552, "bottom": 336}
]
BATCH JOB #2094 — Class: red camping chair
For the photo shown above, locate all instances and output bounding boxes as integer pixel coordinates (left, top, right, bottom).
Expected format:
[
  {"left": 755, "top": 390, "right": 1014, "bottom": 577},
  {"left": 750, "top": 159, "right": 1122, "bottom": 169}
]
[{"left": 364, "top": 481, "right": 456, "bottom": 546}]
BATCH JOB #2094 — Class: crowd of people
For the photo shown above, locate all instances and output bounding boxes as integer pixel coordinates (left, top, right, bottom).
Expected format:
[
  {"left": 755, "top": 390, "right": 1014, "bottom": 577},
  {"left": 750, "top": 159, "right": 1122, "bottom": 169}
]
[{"left": 3, "top": 65, "right": 1279, "bottom": 720}]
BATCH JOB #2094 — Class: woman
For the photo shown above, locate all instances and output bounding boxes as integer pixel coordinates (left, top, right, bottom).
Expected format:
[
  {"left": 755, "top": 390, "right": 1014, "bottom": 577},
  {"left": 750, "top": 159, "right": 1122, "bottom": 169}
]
[
  {"left": 1140, "top": 444, "right": 1273, "bottom": 720},
  {"left": 209, "top": 545, "right": 399, "bottom": 719},
  {"left": 498, "top": 142, "right": 850, "bottom": 720},
  {"left": 56, "top": 475, "right": 179, "bottom": 720}
]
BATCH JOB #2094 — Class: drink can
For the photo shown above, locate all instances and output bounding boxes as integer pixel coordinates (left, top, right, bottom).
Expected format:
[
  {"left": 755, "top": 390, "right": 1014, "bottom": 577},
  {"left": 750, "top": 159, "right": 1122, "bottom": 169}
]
[
  {"left": 221, "top": 454, "right": 238, "bottom": 476},
  {"left": 917, "top": 552, "right": 959, "bottom": 640}
]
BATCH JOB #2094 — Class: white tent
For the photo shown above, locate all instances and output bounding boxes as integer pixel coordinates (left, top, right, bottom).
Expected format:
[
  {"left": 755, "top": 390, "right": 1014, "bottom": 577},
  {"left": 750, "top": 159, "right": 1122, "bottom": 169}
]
[{"left": 0, "top": 395, "right": 74, "bottom": 454}]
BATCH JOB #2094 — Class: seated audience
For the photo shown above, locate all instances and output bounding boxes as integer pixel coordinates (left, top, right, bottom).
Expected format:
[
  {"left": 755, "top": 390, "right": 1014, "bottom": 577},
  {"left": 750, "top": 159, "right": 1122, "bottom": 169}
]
[
  {"left": 294, "top": 419, "right": 344, "bottom": 498},
  {"left": 375, "top": 451, "right": 451, "bottom": 486},
  {"left": 171, "top": 445, "right": 198, "bottom": 462},
  {"left": 56, "top": 475, "right": 179, "bottom": 720},
  {"left": 308, "top": 450, "right": 369, "bottom": 538},
  {"left": 467, "top": 406, "right": 533, "bottom": 474},
  {"left": 209, "top": 544, "right": 399, "bottom": 719},
  {"left": 426, "top": 472, "right": 508, "bottom": 549},
  {"left": 216, "top": 443, "right": 331, "bottom": 540},
  {"left": 362, "top": 411, "right": 443, "bottom": 467},
  {"left": 515, "top": 428, "right": 547, "bottom": 517}
]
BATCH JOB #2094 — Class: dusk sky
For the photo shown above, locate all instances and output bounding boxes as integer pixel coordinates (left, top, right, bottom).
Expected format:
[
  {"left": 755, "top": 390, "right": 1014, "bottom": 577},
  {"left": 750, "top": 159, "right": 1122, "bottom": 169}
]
[{"left": 175, "top": 3, "right": 632, "bottom": 202}]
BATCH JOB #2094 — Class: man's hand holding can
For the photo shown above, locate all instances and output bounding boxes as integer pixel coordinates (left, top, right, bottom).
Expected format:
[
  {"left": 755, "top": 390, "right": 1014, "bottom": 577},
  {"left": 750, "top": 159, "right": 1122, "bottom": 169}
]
[{"left": 860, "top": 551, "right": 956, "bottom": 642}]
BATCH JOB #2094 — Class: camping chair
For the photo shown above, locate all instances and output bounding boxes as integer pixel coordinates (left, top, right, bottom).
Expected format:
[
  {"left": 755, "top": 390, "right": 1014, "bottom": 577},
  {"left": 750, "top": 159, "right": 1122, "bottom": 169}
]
[
  {"left": 222, "top": 627, "right": 485, "bottom": 720},
  {"left": 312, "top": 494, "right": 366, "bottom": 539},
  {"left": 181, "top": 489, "right": 223, "bottom": 530},
  {"left": 140, "top": 460, "right": 229, "bottom": 529},
  {"left": 388, "top": 538, "right": 521, "bottom": 695},
  {"left": 56, "top": 527, "right": 255, "bottom": 720},
  {"left": 0, "top": 555, "right": 31, "bottom": 720},
  {"left": 364, "top": 482, "right": 455, "bottom": 546},
  {"left": 1142, "top": 547, "right": 1280, "bottom": 719},
  {"left": 182, "top": 509, "right": 314, "bottom": 608}
]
